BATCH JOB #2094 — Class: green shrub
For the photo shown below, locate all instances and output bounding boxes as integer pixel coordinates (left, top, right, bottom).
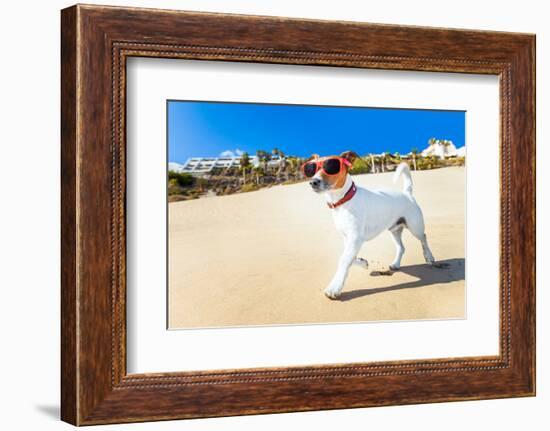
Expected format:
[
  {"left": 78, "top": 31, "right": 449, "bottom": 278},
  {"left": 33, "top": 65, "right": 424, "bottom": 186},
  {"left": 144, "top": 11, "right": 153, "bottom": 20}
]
[
  {"left": 240, "top": 183, "right": 259, "bottom": 193},
  {"left": 168, "top": 178, "right": 183, "bottom": 195},
  {"left": 415, "top": 155, "right": 440, "bottom": 170},
  {"left": 446, "top": 156, "right": 465, "bottom": 166},
  {"left": 349, "top": 157, "right": 370, "bottom": 175},
  {"left": 168, "top": 171, "right": 194, "bottom": 187}
]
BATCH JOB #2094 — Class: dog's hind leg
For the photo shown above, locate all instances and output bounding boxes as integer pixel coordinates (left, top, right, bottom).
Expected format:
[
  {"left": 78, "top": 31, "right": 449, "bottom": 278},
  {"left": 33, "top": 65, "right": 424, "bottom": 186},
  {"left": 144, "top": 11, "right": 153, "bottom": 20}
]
[
  {"left": 389, "top": 225, "right": 405, "bottom": 270},
  {"left": 421, "top": 236, "right": 435, "bottom": 265},
  {"left": 406, "top": 214, "right": 435, "bottom": 265}
]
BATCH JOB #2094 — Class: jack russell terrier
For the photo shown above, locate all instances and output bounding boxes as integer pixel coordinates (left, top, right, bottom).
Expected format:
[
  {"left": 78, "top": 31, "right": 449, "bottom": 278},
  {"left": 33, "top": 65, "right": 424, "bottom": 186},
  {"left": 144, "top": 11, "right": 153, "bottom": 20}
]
[{"left": 302, "top": 151, "right": 435, "bottom": 299}]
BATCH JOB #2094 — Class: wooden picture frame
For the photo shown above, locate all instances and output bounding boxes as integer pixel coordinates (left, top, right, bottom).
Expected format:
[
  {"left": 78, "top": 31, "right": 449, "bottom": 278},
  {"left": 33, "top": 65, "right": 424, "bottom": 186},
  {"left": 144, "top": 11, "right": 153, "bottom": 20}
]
[{"left": 61, "top": 4, "right": 535, "bottom": 425}]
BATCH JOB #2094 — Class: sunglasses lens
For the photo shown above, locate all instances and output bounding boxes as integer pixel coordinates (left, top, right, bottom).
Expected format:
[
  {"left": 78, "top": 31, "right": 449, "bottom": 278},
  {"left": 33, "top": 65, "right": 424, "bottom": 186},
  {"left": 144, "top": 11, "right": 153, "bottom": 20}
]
[
  {"left": 323, "top": 158, "right": 341, "bottom": 175},
  {"left": 303, "top": 163, "right": 318, "bottom": 178}
]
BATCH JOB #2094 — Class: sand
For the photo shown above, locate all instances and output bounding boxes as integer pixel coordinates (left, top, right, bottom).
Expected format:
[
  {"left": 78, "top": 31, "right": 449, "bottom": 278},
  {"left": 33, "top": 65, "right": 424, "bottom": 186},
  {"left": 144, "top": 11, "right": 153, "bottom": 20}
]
[{"left": 168, "top": 167, "right": 465, "bottom": 329}]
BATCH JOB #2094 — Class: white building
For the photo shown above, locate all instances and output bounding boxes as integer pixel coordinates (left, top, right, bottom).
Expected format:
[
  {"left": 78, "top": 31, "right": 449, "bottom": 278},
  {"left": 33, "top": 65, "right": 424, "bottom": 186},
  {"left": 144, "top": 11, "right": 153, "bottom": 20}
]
[
  {"left": 421, "top": 139, "right": 461, "bottom": 159},
  {"left": 170, "top": 155, "right": 284, "bottom": 175}
]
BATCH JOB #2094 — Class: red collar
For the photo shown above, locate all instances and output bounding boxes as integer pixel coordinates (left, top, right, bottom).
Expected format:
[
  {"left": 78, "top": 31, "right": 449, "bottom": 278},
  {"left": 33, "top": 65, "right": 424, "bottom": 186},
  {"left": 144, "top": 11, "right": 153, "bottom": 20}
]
[{"left": 327, "top": 182, "right": 357, "bottom": 209}]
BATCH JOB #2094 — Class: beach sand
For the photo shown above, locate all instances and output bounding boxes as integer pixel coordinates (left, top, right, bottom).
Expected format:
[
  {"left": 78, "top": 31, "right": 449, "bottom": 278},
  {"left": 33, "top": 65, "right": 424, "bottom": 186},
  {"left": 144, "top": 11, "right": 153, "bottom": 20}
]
[{"left": 168, "top": 167, "right": 465, "bottom": 329}]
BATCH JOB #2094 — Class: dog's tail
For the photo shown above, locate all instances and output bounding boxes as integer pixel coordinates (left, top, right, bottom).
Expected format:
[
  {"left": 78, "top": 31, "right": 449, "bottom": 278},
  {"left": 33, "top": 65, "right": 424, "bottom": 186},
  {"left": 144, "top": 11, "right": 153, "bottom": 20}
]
[{"left": 393, "top": 162, "right": 413, "bottom": 196}]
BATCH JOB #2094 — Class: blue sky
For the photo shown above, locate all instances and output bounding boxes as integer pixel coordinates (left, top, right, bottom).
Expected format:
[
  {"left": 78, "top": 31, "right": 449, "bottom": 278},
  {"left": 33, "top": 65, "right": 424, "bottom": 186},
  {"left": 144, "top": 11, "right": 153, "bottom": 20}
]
[{"left": 168, "top": 100, "right": 465, "bottom": 164}]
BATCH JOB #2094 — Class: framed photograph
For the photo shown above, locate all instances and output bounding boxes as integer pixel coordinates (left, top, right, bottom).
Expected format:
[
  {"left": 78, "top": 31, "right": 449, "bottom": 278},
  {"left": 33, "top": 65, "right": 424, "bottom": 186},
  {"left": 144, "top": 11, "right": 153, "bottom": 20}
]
[{"left": 61, "top": 4, "right": 535, "bottom": 425}]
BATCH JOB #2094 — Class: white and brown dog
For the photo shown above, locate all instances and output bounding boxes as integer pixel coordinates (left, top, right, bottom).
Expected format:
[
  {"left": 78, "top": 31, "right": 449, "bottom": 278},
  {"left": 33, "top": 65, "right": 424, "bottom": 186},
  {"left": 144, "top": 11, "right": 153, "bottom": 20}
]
[{"left": 303, "top": 151, "right": 435, "bottom": 299}]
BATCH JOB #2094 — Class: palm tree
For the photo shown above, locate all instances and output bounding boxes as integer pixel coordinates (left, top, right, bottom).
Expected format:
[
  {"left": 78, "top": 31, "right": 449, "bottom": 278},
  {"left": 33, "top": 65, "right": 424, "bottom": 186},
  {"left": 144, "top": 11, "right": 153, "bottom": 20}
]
[
  {"left": 369, "top": 154, "right": 377, "bottom": 173},
  {"left": 240, "top": 152, "right": 251, "bottom": 183},
  {"left": 411, "top": 147, "right": 419, "bottom": 171},
  {"left": 428, "top": 154, "right": 438, "bottom": 169},
  {"left": 380, "top": 152, "right": 390, "bottom": 173},
  {"left": 256, "top": 149, "right": 269, "bottom": 159},
  {"left": 287, "top": 157, "right": 300, "bottom": 180},
  {"left": 273, "top": 148, "right": 286, "bottom": 177},
  {"left": 252, "top": 165, "right": 264, "bottom": 185},
  {"left": 256, "top": 149, "right": 269, "bottom": 171}
]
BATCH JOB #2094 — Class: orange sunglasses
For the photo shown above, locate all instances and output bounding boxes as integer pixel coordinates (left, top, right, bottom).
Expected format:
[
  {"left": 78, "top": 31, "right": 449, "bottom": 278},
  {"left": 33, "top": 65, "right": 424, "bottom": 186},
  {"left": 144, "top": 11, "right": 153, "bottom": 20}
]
[{"left": 301, "top": 157, "right": 352, "bottom": 178}]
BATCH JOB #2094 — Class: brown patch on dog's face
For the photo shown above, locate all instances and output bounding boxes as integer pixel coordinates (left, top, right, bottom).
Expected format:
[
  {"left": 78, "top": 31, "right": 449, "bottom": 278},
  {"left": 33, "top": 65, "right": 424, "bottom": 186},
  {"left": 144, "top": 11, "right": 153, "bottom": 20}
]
[
  {"left": 319, "top": 162, "right": 348, "bottom": 190},
  {"left": 307, "top": 153, "right": 353, "bottom": 193}
]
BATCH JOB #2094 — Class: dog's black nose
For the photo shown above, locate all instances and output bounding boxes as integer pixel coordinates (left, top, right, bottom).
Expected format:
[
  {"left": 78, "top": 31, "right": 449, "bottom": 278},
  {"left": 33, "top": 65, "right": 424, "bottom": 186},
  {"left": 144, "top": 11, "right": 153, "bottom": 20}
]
[{"left": 309, "top": 178, "right": 321, "bottom": 188}]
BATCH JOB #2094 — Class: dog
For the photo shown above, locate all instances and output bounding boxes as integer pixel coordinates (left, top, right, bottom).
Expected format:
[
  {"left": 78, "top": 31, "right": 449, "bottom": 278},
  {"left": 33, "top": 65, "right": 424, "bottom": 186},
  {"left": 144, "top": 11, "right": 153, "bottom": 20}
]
[{"left": 303, "top": 151, "right": 435, "bottom": 299}]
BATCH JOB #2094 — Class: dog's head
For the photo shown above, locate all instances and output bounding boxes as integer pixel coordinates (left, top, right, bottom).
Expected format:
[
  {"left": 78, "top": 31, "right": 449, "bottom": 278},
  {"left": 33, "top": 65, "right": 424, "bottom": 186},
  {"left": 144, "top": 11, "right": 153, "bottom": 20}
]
[{"left": 304, "top": 151, "right": 358, "bottom": 193}]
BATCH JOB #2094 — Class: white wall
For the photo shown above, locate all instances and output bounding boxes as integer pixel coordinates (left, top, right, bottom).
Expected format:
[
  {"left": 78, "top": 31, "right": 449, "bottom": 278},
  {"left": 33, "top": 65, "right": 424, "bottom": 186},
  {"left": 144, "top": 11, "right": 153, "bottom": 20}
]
[{"left": 0, "top": 0, "right": 545, "bottom": 429}]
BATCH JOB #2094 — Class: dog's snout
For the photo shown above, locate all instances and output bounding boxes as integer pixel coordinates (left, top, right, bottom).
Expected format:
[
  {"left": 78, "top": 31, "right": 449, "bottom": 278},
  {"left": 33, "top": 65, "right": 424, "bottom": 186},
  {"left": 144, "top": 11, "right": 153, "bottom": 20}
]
[{"left": 309, "top": 178, "right": 321, "bottom": 187}]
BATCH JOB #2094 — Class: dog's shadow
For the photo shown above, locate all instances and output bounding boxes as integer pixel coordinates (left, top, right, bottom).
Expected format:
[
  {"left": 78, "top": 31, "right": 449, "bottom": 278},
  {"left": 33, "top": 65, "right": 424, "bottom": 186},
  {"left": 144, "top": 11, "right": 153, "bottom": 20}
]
[{"left": 339, "top": 258, "right": 464, "bottom": 302}]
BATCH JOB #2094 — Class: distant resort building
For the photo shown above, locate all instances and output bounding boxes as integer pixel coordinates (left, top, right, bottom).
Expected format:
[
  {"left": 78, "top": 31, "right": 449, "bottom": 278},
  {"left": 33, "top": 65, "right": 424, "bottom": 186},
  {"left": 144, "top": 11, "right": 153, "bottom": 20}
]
[
  {"left": 170, "top": 155, "right": 284, "bottom": 175},
  {"left": 421, "top": 138, "right": 465, "bottom": 160},
  {"left": 169, "top": 139, "right": 465, "bottom": 175}
]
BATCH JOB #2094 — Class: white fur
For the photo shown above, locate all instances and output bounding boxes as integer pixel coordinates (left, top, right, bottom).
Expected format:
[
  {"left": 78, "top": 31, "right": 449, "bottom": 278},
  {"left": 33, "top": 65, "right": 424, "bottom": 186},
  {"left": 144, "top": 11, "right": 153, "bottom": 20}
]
[{"left": 315, "top": 162, "right": 435, "bottom": 299}]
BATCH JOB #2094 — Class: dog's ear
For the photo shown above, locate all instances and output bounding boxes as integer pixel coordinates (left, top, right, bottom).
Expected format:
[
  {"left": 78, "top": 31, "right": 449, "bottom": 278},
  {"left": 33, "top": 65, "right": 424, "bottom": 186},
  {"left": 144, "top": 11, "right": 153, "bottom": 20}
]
[
  {"left": 306, "top": 153, "right": 320, "bottom": 161},
  {"left": 340, "top": 151, "right": 359, "bottom": 165}
]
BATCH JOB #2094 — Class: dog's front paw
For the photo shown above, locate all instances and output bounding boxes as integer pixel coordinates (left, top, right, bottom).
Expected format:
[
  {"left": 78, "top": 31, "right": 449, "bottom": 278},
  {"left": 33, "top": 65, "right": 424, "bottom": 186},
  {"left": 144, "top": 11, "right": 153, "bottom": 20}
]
[
  {"left": 354, "top": 257, "right": 369, "bottom": 269},
  {"left": 324, "top": 284, "right": 343, "bottom": 300}
]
